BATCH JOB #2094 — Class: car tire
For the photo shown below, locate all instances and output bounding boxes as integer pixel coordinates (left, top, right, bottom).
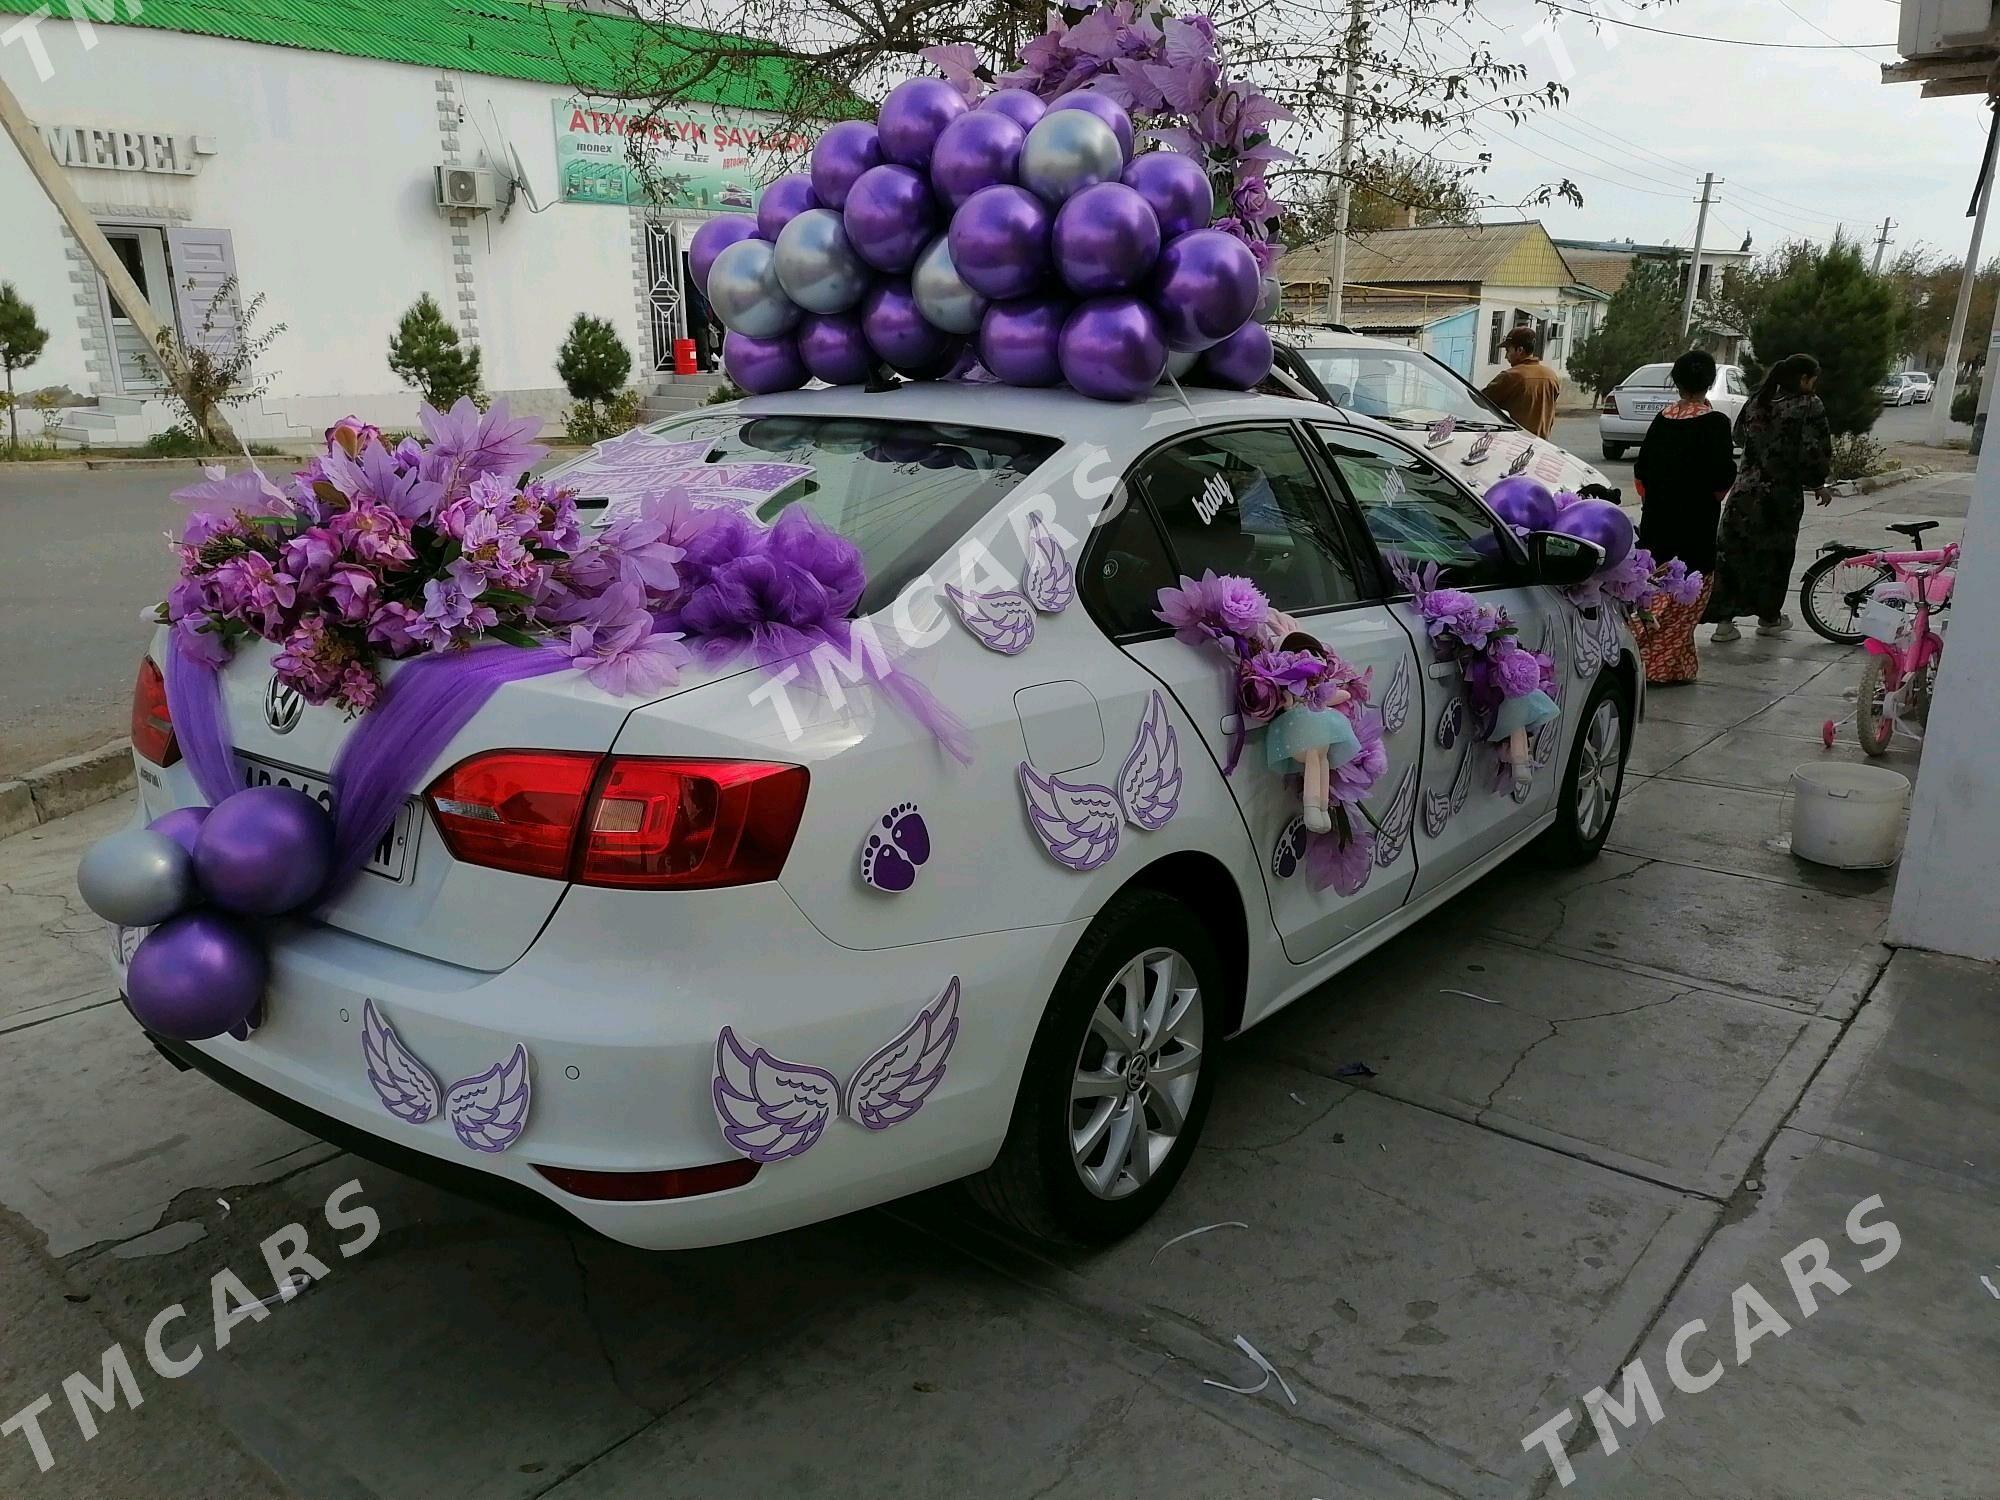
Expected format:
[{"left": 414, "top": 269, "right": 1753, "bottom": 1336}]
[
  {"left": 1536, "top": 671, "right": 1629, "bottom": 866},
  {"left": 968, "top": 888, "right": 1223, "bottom": 1247},
  {"left": 1602, "top": 442, "right": 1627, "bottom": 461}
]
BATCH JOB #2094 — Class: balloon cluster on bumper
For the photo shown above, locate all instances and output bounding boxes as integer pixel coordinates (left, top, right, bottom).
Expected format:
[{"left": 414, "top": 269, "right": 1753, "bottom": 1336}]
[
  {"left": 77, "top": 786, "right": 333, "bottom": 1041},
  {"left": 691, "top": 79, "right": 1273, "bottom": 401}
]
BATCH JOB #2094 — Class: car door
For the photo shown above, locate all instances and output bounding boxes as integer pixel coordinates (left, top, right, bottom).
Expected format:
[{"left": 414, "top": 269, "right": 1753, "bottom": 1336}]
[
  {"left": 1082, "top": 421, "right": 1424, "bottom": 964},
  {"left": 1307, "top": 424, "right": 1567, "bottom": 899}
]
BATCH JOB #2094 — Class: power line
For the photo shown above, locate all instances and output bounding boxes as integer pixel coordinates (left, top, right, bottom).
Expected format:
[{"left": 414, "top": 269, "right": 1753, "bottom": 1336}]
[
  {"left": 1541, "top": 2, "right": 1895, "bottom": 48},
  {"left": 1501, "top": 132, "right": 1692, "bottom": 198},
  {"left": 1515, "top": 119, "right": 1693, "bottom": 194},
  {"left": 1770, "top": 0, "right": 1892, "bottom": 58}
]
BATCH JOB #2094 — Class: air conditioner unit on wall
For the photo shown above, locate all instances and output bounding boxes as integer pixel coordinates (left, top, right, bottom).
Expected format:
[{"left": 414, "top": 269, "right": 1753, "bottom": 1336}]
[{"left": 435, "top": 165, "right": 497, "bottom": 213}]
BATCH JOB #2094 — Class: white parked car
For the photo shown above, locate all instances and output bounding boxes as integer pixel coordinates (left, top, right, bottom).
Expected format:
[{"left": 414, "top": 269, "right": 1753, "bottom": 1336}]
[
  {"left": 1598, "top": 361, "right": 1749, "bottom": 460},
  {"left": 1877, "top": 372, "right": 1929, "bottom": 406},
  {"left": 1274, "top": 328, "right": 1619, "bottom": 501},
  {"left": 116, "top": 384, "right": 1639, "bottom": 1251}
]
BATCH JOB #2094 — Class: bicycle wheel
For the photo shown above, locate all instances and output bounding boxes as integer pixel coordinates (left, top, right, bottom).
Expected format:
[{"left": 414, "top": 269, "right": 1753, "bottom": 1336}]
[
  {"left": 1855, "top": 656, "right": 1895, "bottom": 756},
  {"left": 1800, "top": 552, "right": 1893, "bottom": 645}
]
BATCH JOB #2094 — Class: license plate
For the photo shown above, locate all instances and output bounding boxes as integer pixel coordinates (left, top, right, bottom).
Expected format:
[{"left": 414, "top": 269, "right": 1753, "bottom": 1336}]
[
  {"left": 107, "top": 923, "right": 149, "bottom": 968},
  {"left": 1631, "top": 398, "right": 1668, "bottom": 416},
  {"left": 238, "top": 756, "right": 416, "bottom": 883}
]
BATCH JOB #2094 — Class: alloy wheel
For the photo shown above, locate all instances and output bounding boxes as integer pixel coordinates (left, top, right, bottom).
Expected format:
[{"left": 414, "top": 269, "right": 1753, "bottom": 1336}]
[
  {"left": 1069, "top": 947, "right": 1203, "bottom": 1200},
  {"left": 1575, "top": 698, "right": 1624, "bottom": 841}
]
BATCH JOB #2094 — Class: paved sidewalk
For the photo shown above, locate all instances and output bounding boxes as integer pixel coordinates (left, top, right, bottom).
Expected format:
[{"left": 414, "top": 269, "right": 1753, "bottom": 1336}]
[{"left": 1, "top": 494, "right": 1994, "bottom": 1497}]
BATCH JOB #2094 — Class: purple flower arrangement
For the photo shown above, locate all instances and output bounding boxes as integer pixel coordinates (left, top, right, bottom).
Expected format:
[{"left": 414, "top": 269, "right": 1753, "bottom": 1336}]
[
  {"left": 1394, "top": 560, "right": 1555, "bottom": 732},
  {"left": 1565, "top": 546, "right": 1705, "bottom": 623}
]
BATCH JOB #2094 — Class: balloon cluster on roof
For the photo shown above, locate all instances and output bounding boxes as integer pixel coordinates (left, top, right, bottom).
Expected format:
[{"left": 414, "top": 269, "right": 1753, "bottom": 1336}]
[{"left": 691, "top": 71, "right": 1278, "bottom": 402}]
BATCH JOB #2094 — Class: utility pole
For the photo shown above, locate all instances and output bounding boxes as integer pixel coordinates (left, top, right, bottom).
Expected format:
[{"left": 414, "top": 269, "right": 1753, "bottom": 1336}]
[
  {"left": 0, "top": 71, "right": 232, "bottom": 443},
  {"left": 1933, "top": 107, "right": 1998, "bottom": 446},
  {"left": 1325, "top": 0, "right": 1364, "bottom": 326},
  {"left": 1872, "top": 216, "right": 1897, "bottom": 273},
  {"left": 1677, "top": 172, "right": 1716, "bottom": 343}
]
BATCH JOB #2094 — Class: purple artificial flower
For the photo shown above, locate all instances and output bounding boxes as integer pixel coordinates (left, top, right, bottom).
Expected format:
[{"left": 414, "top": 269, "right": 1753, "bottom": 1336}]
[
  {"left": 454, "top": 506, "right": 539, "bottom": 591},
  {"left": 1330, "top": 705, "right": 1388, "bottom": 804},
  {"left": 410, "top": 559, "right": 499, "bottom": 651},
  {"left": 1305, "top": 819, "right": 1376, "bottom": 896},
  {"left": 172, "top": 465, "right": 290, "bottom": 545},
  {"left": 354, "top": 436, "right": 445, "bottom": 522},
  {"left": 208, "top": 551, "right": 298, "bottom": 638},
  {"left": 365, "top": 599, "right": 425, "bottom": 656},
  {"left": 1657, "top": 555, "right": 1705, "bottom": 607},
  {"left": 336, "top": 661, "right": 382, "bottom": 714},
  {"left": 1493, "top": 639, "right": 1545, "bottom": 699},
  {"left": 1235, "top": 667, "right": 1284, "bottom": 724},
  {"left": 279, "top": 526, "right": 342, "bottom": 592},
  {"left": 1154, "top": 569, "right": 1270, "bottom": 646},
  {"left": 559, "top": 591, "right": 694, "bottom": 697},
  {"left": 170, "top": 612, "right": 232, "bottom": 667},
  {"left": 589, "top": 495, "right": 690, "bottom": 596},
  {"left": 920, "top": 42, "right": 988, "bottom": 101},
  {"left": 1232, "top": 176, "right": 1276, "bottom": 225},
  {"left": 328, "top": 502, "right": 416, "bottom": 567},
  {"left": 325, "top": 562, "right": 379, "bottom": 624},
  {"left": 325, "top": 416, "right": 383, "bottom": 458},
  {"left": 418, "top": 398, "right": 549, "bottom": 484},
  {"left": 271, "top": 616, "right": 347, "bottom": 704}
]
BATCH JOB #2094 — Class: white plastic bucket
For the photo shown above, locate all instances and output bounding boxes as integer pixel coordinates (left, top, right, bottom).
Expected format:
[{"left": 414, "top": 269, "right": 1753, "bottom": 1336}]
[{"left": 1789, "top": 763, "right": 1911, "bottom": 869}]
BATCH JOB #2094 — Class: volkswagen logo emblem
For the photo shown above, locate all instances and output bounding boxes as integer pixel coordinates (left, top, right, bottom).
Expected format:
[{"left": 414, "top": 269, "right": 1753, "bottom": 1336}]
[{"left": 264, "top": 675, "right": 303, "bottom": 734}]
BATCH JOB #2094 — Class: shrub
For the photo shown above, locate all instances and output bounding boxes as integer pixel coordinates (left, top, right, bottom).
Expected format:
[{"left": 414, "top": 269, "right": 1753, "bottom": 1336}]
[
  {"left": 563, "top": 387, "right": 645, "bottom": 444},
  {"left": 387, "top": 295, "right": 483, "bottom": 409},
  {"left": 1952, "top": 384, "right": 1978, "bottom": 423},
  {"left": 556, "top": 315, "right": 633, "bottom": 405},
  {"left": 1828, "top": 432, "right": 1889, "bottom": 482},
  {"left": 703, "top": 379, "right": 745, "bottom": 406},
  {"left": 0, "top": 282, "right": 50, "bottom": 451},
  {"left": 139, "top": 279, "right": 285, "bottom": 448}
]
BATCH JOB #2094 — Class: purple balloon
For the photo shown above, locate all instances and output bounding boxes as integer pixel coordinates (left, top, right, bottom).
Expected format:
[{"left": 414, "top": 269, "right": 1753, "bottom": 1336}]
[
  {"left": 689, "top": 215, "right": 760, "bottom": 298},
  {"left": 193, "top": 785, "right": 332, "bottom": 917},
  {"left": 1483, "top": 475, "right": 1559, "bottom": 533},
  {"left": 1553, "top": 497, "right": 1635, "bottom": 567},
  {"left": 1053, "top": 182, "right": 1161, "bottom": 295},
  {"left": 1122, "top": 152, "right": 1216, "bottom": 241},
  {"left": 796, "top": 312, "right": 876, "bottom": 385},
  {"left": 843, "top": 164, "right": 937, "bottom": 273},
  {"left": 948, "top": 185, "right": 1052, "bottom": 300},
  {"left": 1049, "top": 91, "right": 1135, "bottom": 161},
  {"left": 862, "top": 280, "right": 956, "bottom": 373},
  {"left": 1197, "top": 320, "right": 1273, "bottom": 390},
  {"left": 878, "top": 77, "right": 968, "bottom": 171},
  {"left": 124, "top": 911, "right": 267, "bottom": 1041},
  {"left": 723, "top": 330, "right": 808, "bottom": 394},
  {"left": 979, "top": 295, "right": 1070, "bottom": 387},
  {"left": 982, "top": 87, "right": 1048, "bottom": 132},
  {"left": 756, "top": 173, "right": 819, "bottom": 242},
  {"left": 147, "top": 804, "right": 211, "bottom": 854},
  {"left": 1150, "top": 228, "right": 1260, "bottom": 352},
  {"left": 930, "top": 111, "right": 1027, "bottom": 211},
  {"left": 810, "top": 121, "right": 883, "bottom": 211},
  {"left": 1059, "top": 296, "right": 1168, "bottom": 402}
]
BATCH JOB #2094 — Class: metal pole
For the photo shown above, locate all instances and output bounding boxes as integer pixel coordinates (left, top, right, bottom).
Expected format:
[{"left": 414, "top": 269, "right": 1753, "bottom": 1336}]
[
  {"left": 1872, "top": 216, "right": 1897, "bottom": 274},
  {"left": 1326, "top": 0, "right": 1364, "bottom": 325},
  {"left": 1678, "top": 171, "right": 1715, "bottom": 343},
  {"left": 1934, "top": 107, "right": 1999, "bottom": 446}
]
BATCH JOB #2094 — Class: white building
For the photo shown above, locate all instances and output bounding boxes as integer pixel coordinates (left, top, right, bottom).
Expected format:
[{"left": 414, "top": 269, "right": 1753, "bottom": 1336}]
[{"left": 0, "top": 0, "right": 803, "bottom": 442}]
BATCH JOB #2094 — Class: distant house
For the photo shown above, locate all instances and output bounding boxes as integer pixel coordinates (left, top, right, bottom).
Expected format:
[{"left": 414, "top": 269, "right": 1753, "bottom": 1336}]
[
  {"left": 1277, "top": 221, "right": 1609, "bottom": 385},
  {"left": 1554, "top": 237, "right": 1757, "bottom": 364}
]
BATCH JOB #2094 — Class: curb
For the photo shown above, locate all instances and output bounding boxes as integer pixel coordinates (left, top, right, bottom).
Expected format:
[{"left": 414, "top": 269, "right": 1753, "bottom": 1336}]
[{"left": 0, "top": 741, "right": 134, "bottom": 841}]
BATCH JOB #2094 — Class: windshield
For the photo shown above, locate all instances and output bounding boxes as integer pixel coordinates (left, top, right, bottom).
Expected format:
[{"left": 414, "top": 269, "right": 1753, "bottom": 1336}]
[
  {"left": 1624, "top": 364, "right": 1674, "bottom": 388},
  {"left": 1295, "top": 346, "right": 1506, "bottom": 428},
  {"left": 586, "top": 413, "right": 1062, "bottom": 614}
]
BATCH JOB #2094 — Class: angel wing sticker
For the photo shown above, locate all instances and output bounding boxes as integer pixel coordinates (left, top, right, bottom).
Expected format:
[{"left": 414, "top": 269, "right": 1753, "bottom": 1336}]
[
  {"left": 1449, "top": 734, "right": 1476, "bottom": 814},
  {"left": 1019, "top": 761, "right": 1122, "bottom": 871},
  {"left": 1022, "top": 514, "right": 1075, "bottom": 614},
  {"left": 712, "top": 1029, "right": 843, "bottom": 1164},
  {"left": 944, "top": 584, "right": 1036, "bottom": 655},
  {"left": 1379, "top": 659, "right": 1411, "bottom": 735},
  {"left": 846, "top": 978, "right": 962, "bottom": 1131},
  {"left": 1574, "top": 607, "right": 1605, "bottom": 679},
  {"left": 1373, "top": 764, "right": 1418, "bottom": 867},
  {"left": 1422, "top": 786, "right": 1451, "bottom": 840},
  {"left": 1117, "top": 691, "right": 1183, "bottom": 831},
  {"left": 360, "top": 999, "right": 441, "bottom": 1126},
  {"left": 445, "top": 1045, "right": 532, "bottom": 1153}
]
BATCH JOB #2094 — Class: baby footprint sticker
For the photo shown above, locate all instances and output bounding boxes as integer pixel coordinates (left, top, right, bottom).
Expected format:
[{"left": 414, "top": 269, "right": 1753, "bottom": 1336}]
[{"left": 860, "top": 802, "right": 933, "bottom": 893}]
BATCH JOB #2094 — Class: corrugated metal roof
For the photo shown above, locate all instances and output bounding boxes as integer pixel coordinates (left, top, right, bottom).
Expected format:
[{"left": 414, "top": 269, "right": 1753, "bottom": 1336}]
[
  {"left": 1283, "top": 221, "right": 1580, "bottom": 292},
  {"left": 0, "top": 0, "right": 802, "bottom": 107}
]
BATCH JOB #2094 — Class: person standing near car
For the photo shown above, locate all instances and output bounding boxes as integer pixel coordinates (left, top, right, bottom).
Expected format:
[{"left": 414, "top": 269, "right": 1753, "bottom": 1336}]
[
  {"left": 1632, "top": 350, "right": 1735, "bottom": 683},
  {"left": 1483, "top": 326, "right": 1561, "bottom": 438},
  {"left": 1705, "top": 353, "right": 1833, "bottom": 640}
]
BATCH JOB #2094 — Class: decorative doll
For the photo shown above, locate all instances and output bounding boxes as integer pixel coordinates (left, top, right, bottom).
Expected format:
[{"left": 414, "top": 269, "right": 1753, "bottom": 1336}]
[
  {"left": 1486, "top": 639, "right": 1560, "bottom": 790},
  {"left": 1262, "top": 628, "right": 1361, "bottom": 834}
]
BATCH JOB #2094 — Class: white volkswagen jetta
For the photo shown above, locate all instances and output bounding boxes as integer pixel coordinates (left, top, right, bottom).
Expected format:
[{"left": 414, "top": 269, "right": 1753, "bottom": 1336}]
[{"left": 117, "top": 383, "right": 1637, "bottom": 1250}]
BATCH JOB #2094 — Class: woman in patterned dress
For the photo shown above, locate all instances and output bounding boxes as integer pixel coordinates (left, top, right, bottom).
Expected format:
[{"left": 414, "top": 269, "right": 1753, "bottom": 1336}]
[
  {"left": 1704, "top": 353, "right": 1834, "bottom": 641},
  {"left": 1632, "top": 350, "right": 1736, "bottom": 684}
]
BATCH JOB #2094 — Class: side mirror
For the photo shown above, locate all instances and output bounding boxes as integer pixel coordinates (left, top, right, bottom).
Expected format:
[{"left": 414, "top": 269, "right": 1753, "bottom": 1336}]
[{"left": 1526, "top": 530, "right": 1606, "bottom": 587}]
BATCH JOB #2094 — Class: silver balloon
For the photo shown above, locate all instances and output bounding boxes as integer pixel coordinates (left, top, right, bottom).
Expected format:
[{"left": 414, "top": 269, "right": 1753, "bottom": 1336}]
[
  {"left": 1256, "top": 275, "right": 1282, "bottom": 324},
  {"left": 77, "top": 829, "right": 195, "bottom": 927},
  {"left": 910, "top": 235, "right": 989, "bottom": 335},
  {"left": 707, "top": 238, "right": 801, "bottom": 338},
  {"left": 773, "top": 208, "right": 870, "bottom": 315},
  {"left": 1164, "top": 349, "right": 1200, "bottom": 379},
  {"left": 1019, "top": 110, "right": 1125, "bottom": 205}
]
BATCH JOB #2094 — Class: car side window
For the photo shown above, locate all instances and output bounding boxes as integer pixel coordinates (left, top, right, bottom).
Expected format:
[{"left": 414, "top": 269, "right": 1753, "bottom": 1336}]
[
  {"left": 1128, "top": 426, "right": 1371, "bottom": 616},
  {"left": 1312, "top": 426, "right": 1526, "bottom": 590},
  {"left": 1082, "top": 482, "right": 1181, "bottom": 637}
]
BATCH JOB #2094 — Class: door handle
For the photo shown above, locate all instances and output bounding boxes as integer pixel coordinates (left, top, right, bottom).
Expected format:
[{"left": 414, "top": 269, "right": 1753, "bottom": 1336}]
[{"left": 1426, "top": 661, "right": 1458, "bottom": 681}]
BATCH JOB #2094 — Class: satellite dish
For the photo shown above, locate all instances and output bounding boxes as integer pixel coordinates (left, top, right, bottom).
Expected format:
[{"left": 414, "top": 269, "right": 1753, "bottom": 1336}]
[{"left": 508, "top": 142, "right": 541, "bottom": 213}]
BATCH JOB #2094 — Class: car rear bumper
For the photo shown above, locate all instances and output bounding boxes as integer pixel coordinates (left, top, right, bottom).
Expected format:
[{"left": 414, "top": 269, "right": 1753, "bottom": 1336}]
[
  {"left": 110, "top": 820, "right": 1086, "bottom": 1250},
  {"left": 1597, "top": 414, "right": 1652, "bottom": 443}
]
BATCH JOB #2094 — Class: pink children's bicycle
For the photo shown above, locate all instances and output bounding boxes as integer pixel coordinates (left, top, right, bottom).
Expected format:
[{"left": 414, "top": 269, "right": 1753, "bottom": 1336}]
[{"left": 1821, "top": 540, "right": 1959, "bottom": 756}]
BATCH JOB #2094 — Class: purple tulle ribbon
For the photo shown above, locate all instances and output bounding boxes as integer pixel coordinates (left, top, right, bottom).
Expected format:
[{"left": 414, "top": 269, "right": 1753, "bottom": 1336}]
[{"left": 164, "top": 632, "right": 238, "bottom": 808}]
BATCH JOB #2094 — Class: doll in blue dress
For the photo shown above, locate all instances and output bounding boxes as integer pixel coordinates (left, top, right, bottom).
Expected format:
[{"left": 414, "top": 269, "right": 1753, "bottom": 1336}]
[{"left": 1264, "top": 628, "right": 1362, "bottom": 834}]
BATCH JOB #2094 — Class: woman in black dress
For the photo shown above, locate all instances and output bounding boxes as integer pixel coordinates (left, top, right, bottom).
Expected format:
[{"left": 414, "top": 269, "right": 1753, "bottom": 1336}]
[
  {"left": 1705, "top": 353, "right": 1832, "bottom": 639},
  {"left": 1632, "top": 350, "right": 1736, "bottom": 684}
]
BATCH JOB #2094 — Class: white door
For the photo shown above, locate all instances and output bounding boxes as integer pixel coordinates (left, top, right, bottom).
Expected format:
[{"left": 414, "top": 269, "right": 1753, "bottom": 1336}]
[
  {"left": 643, "top": 218, "right": 685, "bottom": 371},
  {"left": 99, "top": 227, "right": 176, "bottom": 393},
  {"left": 1085, "top": 421, "right": 1425, "bottom": 964},
  {"left": 1308, "top": 424, "right": 1567, "bottom": 898}
]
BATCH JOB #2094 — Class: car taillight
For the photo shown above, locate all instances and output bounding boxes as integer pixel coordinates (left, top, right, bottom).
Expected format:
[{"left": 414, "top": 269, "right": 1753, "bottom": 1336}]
[
  {"left": 131, "top": 656, "right": 180, "bottom": 766},
  {"left": 533, "top": 1159, "right": 759, "bottom": 1201},
  {"left": 423, "top": 752, "right": 808, "bottom": 889},
  {"left": 1601, "top": 391, "right": 1618, "bottom": 413}
]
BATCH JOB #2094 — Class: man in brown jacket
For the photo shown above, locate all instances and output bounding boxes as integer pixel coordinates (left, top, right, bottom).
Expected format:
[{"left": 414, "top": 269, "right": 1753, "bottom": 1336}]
[{"left": 1484, "top": 326, "right": 1561, "bottom": 438}]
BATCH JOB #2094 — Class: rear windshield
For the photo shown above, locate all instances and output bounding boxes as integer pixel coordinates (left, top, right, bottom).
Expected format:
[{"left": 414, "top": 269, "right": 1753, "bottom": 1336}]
[
  {"left": 1625, "top": 364, "right": 1673, "bottom": 387},
  {"left": 603, "top": 413, "right": 1061, "bottom": 614}
]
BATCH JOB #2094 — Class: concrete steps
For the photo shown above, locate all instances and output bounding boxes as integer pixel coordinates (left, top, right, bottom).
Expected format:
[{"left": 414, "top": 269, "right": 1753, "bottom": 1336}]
[{"left": 641, "top": 373, "right": 725, "bottom": 420}]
